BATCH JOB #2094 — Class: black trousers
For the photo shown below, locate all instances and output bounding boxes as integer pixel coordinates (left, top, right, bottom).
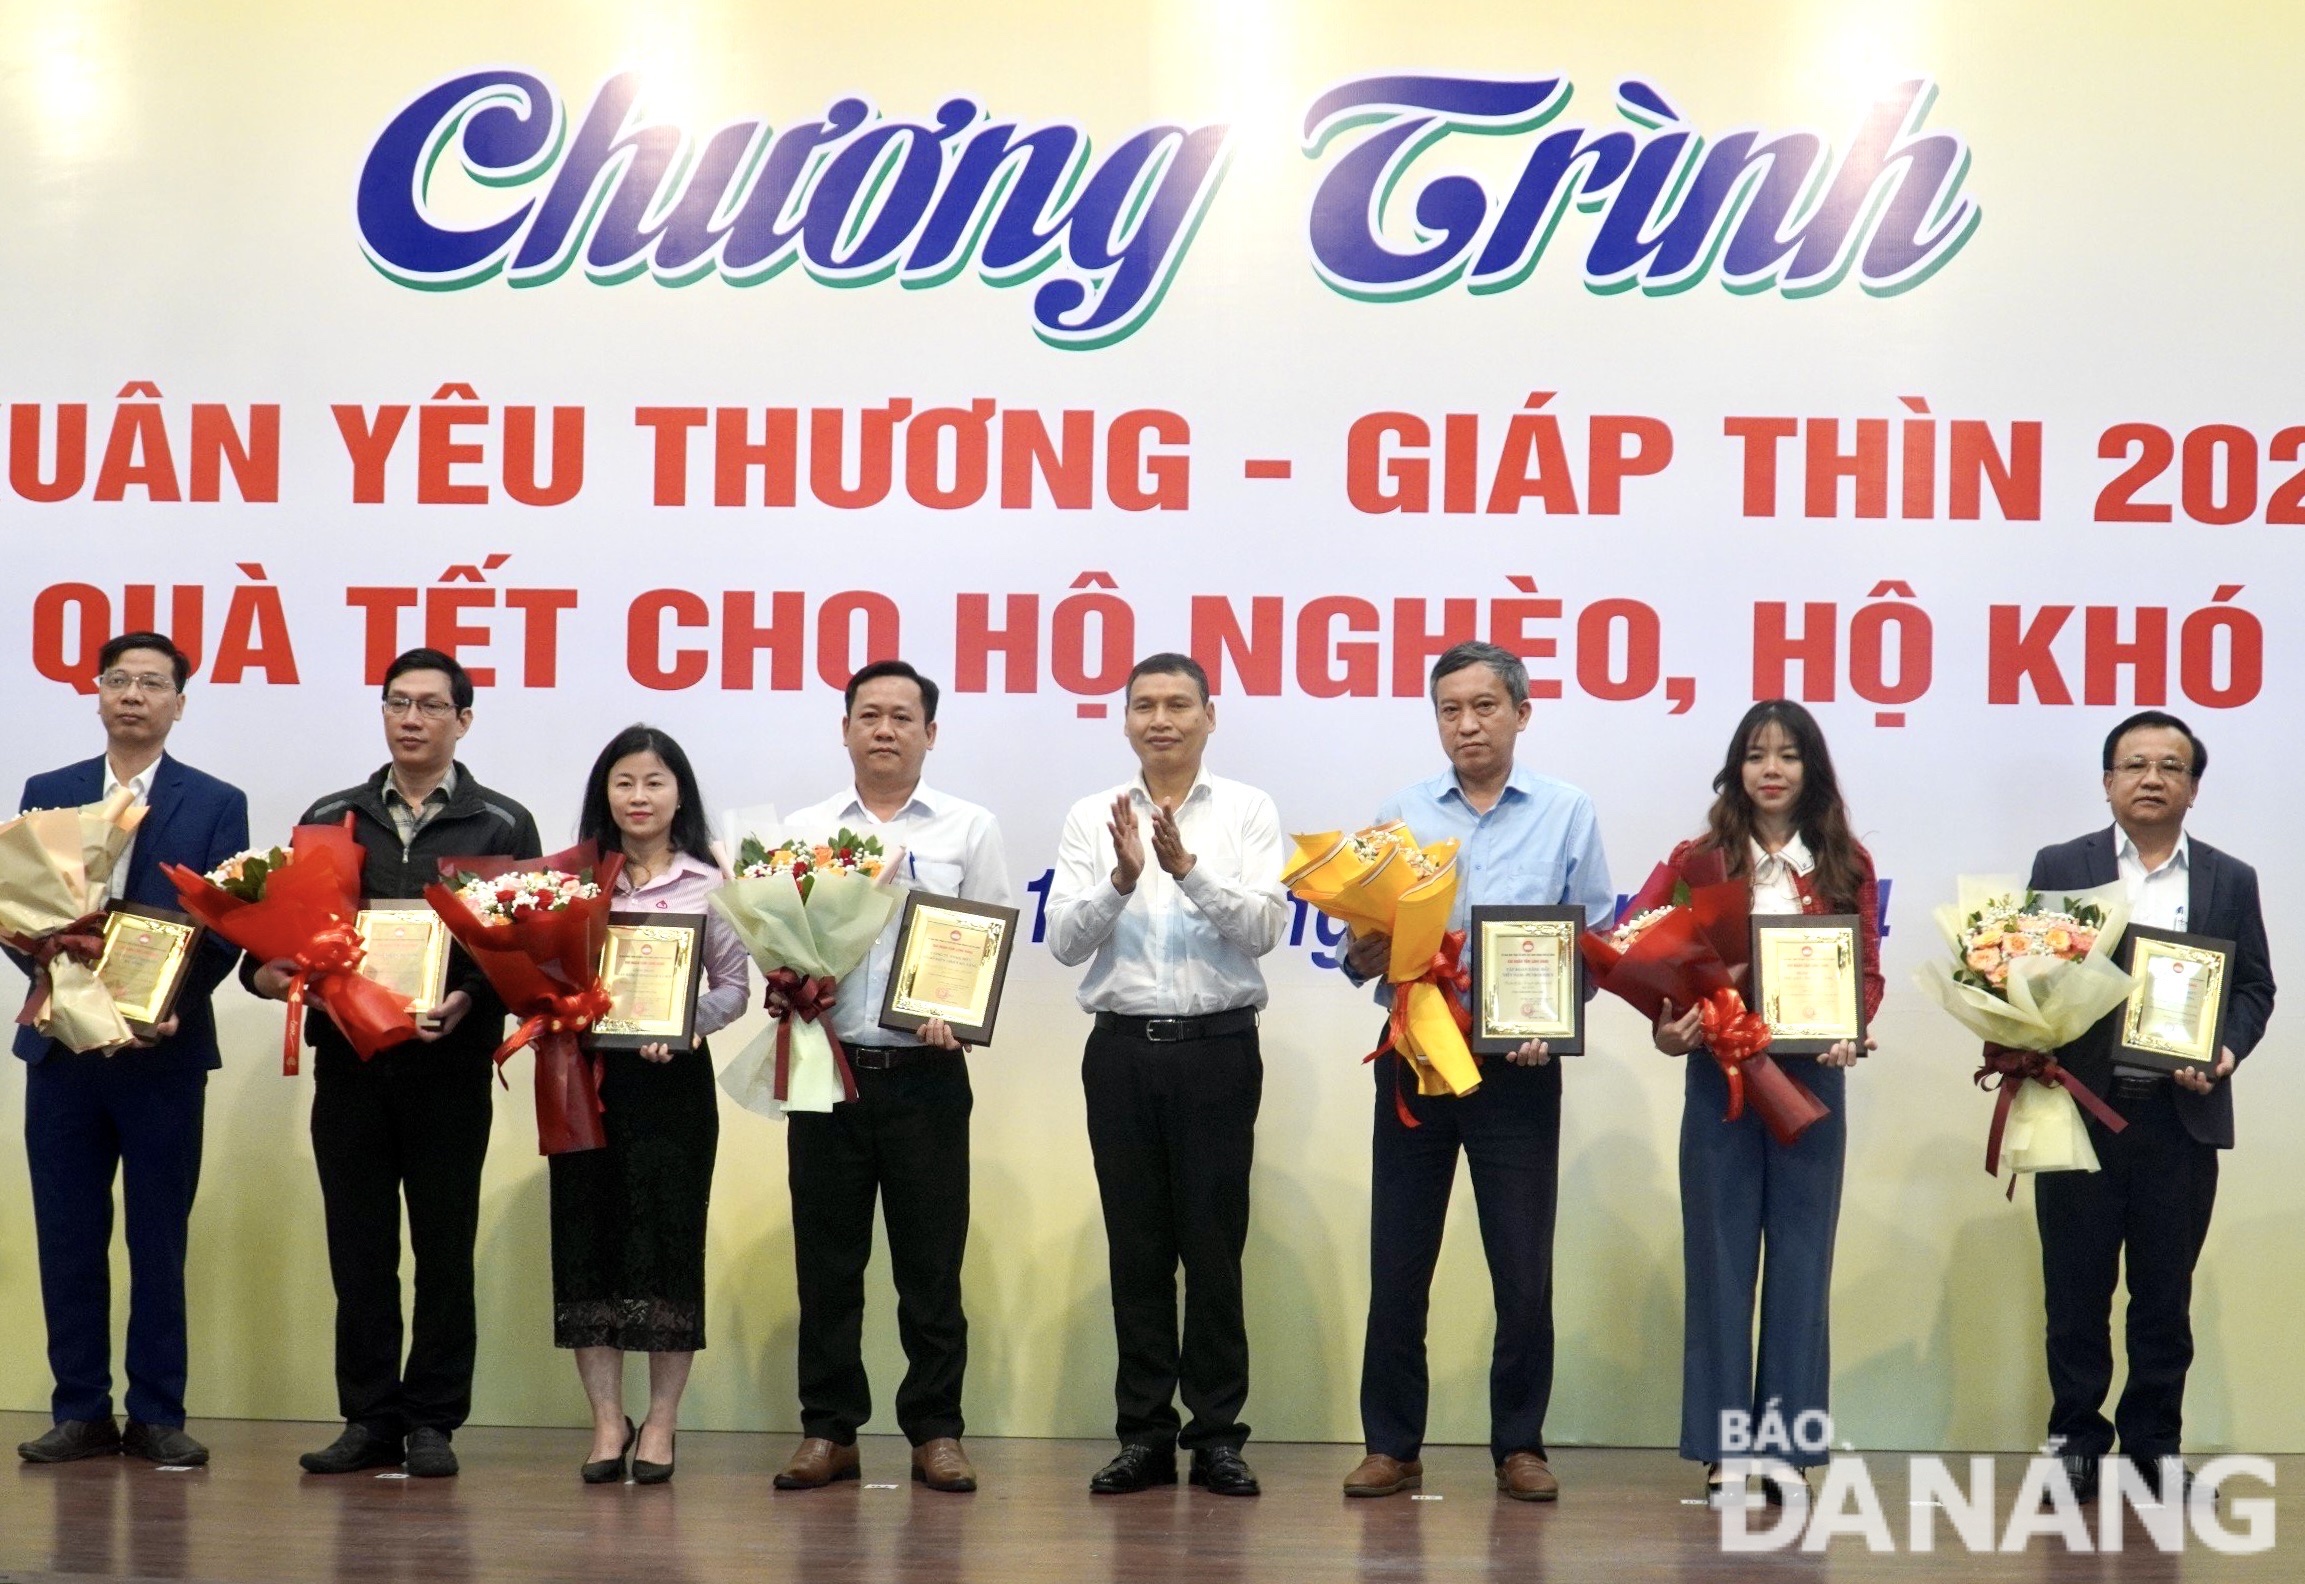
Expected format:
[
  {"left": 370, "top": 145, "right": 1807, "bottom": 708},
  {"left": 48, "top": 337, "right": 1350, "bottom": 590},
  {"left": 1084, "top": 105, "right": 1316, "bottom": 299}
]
[
  {"left": 23, "top": 1048, "right": 207, "bottom": 1426},
  {"left": 1362, "top": 1049, "right": 1561, "bottom": 1464},
  {"left": 2035, "top": 1078, "right": 2220, "bottom": 1461},
  {"left": 786, "top": 1052, "right": 972, "bottom": 1445},
  {"left": 308, "top": 1043, "right": 494, "bottom": 1437},
  {"left": 1081, "top": 1023, "right": 1261, "bottom": 1453}
]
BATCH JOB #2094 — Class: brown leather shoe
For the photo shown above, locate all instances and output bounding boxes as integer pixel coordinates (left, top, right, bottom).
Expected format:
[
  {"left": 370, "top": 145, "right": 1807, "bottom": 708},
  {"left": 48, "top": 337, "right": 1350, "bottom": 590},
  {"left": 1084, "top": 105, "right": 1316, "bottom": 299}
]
[
  {"left": 1343, "top": 1452, "right": 1423, "bottom": 1497},
  {"left": 774, "top": 1437, "right": 860, "bottom": 1489},
  {"left": 911, "top": 1437, "right": 977, "bottom": 1493},
  {"left": 1496, "top": 1451, "right": 1559, "bottom": 1501}
]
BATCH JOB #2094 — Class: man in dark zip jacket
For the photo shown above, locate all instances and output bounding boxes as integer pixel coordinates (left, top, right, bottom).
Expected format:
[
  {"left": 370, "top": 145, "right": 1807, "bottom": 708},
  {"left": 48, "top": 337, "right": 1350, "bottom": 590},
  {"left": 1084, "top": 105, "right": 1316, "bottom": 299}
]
[{"left": 244, "top": 648, "right": 540, "bottom": 1478}]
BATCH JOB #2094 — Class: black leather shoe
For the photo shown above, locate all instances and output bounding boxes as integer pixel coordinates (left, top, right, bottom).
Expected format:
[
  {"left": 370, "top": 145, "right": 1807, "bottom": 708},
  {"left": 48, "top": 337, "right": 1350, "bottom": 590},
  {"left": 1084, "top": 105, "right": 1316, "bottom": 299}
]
[
  {"left": 17, "top": 1418, "right": 121, "bottom": 1463},
  {"left": 405, "top": 1427, "right": 459, "bottom": 1478},
  {"left": 1189, "top": 1445, "right": 1260, "bottom": 1496},
  {"left": 2050, "top": 1453, "right": 2100, "bottom": 1506},
  {"left": 300, "top": 1423, "right": 404, "bottom": 1475},
  {"left": 2146, "top": 1457, "right": 2194, "bottom": 1504},
  {"left": 632, "top": 1421, "right": 675, "bottom": 1486},
  {"left": 1089, "top": 1443, "right": 1178, "bottom": 1493},
  {"left": 582, "top": 1418, "right": 635, "bottom": 1485},
  {"left": 123, "top": 1422, "right": 209, "bottom": 1466}
]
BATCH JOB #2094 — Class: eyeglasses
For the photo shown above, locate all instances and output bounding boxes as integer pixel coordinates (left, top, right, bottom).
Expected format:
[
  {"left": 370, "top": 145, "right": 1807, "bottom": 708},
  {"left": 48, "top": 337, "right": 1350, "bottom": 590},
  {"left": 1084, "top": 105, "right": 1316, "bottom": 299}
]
[
  {"left": 2112, "top": 758, "right": 2192, "bottom": 781},
  {"left": 98, "top": 672, "right": 177, "bottom": 696},
  {"left": 382, "top": 695, "right": 458, "bottom": 720}
]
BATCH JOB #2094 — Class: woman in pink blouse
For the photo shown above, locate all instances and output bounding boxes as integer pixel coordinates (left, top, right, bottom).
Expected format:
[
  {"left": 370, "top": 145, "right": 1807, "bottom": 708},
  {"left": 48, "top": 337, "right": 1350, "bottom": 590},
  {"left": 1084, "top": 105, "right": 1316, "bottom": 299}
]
[{"left": 559, "top": 725, "right": 749, "bottom": 1485}]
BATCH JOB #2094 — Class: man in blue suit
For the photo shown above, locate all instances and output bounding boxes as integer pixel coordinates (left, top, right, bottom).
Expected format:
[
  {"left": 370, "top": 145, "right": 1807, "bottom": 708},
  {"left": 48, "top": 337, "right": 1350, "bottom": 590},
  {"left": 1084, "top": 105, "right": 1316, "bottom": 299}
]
[
  {"left": 12, "top": 632, "right": 248, "bottom": 1466},
  {"left": 2028, "top": 710, "right": 2274, "bottom": 1504}
]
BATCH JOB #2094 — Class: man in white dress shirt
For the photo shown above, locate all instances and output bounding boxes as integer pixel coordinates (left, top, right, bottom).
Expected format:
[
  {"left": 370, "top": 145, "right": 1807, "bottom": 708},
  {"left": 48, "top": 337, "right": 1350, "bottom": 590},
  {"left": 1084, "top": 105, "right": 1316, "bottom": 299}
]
[
  {"left": 1049, "top": 652, "right": 1287, "bottom": 1498},
  {"left": 771, "top": 661, "right": 1013, "bottom": 1497}
]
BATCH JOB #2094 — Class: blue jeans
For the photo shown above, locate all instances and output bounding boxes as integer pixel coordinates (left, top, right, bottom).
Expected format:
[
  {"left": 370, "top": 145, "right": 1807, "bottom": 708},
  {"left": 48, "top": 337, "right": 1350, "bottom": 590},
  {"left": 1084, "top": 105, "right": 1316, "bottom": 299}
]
[{"left": 1677, "top": 1052, "right": 1844, "bottom": 1466}]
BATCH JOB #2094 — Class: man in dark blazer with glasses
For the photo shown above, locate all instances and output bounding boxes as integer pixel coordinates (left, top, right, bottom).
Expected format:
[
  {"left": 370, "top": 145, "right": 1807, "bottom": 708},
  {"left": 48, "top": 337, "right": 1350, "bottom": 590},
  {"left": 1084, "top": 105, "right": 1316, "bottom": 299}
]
[
  {"left": 2025, "top": 710, "right": 2274, "bottom": 1506},
  {"left": 12, "top": 632, "right": 247, "bottom": 1468}
]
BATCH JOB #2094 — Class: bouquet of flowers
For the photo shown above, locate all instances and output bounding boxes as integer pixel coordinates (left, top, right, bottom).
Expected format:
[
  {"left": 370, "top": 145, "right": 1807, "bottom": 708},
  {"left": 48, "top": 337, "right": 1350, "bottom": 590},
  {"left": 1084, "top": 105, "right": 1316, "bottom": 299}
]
[
  {"left": 1913, "top": 877, "right": 2135, "bottom": 1189},
  {"left": 1283, "top": 823, "right": 1482, "bottom": 1111},
  {"left": 1581, "top": 853, "right": 1830, "bottom": 1147},
  {"left": 0, "top": 788, "right": 147, "bottom": 1052},
  {"left": 713, "top": 828, "right": 900, "bottom": 1117},
  {"left": 165, "top": 819, "right": 421, "bottom": 1075},
  {"left": 424, "top": 843, "right": 623, "bottom": 1155}
]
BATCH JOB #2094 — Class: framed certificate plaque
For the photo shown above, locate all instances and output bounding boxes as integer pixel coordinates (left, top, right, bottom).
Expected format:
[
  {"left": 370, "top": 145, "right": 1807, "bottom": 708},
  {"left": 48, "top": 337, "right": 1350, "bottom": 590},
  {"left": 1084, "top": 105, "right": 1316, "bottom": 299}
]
[
  {"left": 95, "top": 903, "right": 204, "bottom": 1037},
  {"left": 2117, "top": 926, "right": 2232, "bottom": 1075},
  {"left": 1749, "top": 914, "right": 1866, "bottom": 1057},
  {"left": 1469, "top": 905, "right": 1585, "bottom": 1055},
  {"left": 587, "top": 912, "right": 708, "bottom": 1051},
  {"left": 877, "top": 892, "right": 1020, "bottom": 1045},
  {"left": 354, "top": 902, "right": 452, "bottom": 1016}
]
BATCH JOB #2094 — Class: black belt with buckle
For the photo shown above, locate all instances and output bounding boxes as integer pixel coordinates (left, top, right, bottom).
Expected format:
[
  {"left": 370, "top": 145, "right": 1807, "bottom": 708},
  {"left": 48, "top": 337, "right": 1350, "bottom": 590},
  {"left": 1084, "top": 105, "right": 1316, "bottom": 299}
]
[
  {"left": 2113, "top": 1066, "right": 2169, "bottom": 1099},
  {"left": 1095, "top": 1008, "right": 1259, "bottom": 1044},
  {"left": 845, "top": 1045, "right": 957, "bottom": 1072}
]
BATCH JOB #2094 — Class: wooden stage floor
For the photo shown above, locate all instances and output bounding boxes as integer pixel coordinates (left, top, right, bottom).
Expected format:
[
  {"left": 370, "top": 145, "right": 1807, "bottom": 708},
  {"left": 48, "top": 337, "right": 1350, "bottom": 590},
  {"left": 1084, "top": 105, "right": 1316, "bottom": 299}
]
[{"left": 0, "top": 1414, "right": 2294, "bottom": 1582}]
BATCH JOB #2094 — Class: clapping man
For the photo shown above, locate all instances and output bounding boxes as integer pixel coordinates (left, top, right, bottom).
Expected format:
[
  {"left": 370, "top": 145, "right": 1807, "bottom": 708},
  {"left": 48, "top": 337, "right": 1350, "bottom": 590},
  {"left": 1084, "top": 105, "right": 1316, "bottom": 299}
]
[{"left": 1049, "top": 653, "right": 1287, "bottom": 1498}]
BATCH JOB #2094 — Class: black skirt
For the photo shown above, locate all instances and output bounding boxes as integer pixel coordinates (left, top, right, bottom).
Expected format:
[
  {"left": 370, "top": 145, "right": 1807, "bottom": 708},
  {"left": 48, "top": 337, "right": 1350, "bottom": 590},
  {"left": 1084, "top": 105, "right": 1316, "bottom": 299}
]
[{"left": 548, "top": 1039, "right": 719, "bottom": 1352}]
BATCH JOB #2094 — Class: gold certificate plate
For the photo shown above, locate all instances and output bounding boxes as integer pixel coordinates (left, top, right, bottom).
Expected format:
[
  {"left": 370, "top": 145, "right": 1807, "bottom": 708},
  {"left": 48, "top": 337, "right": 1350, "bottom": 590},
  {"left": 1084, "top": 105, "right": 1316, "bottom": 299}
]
[
  {"left": 2119, "top": 926, "right": 2232, "bottom": 1073},
  {"left": 1470, "top": 906, "right": 1584, "bottom": 1054},
  {"left": 1750, "top": 914, "right": 1865, "bottom": 1056},
  {"left": 355, "top": 903, "right": 451, "bottom": 1016},
  {"left": 588, "top": 913, "right": 706, "bottom": 1050},
  {"left": 878, "top": 892, "right": 1021, "bottom": 1046},
  {"left": 95, "top": 904, "right": 203, "bottom": 1035}
]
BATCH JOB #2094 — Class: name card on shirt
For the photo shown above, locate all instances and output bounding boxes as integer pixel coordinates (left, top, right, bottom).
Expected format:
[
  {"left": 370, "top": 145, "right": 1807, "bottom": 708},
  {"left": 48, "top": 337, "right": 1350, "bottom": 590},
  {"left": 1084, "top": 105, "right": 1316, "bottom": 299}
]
[
  {"left": 586, "top": 912, "right": 708, "bottom": 1051},
  {"left": 2117, "top": 925, "right": 2233, "bottom": 1073},
  {"left": 878, "top": 891, "right": 1020, "bottom": 1045}
]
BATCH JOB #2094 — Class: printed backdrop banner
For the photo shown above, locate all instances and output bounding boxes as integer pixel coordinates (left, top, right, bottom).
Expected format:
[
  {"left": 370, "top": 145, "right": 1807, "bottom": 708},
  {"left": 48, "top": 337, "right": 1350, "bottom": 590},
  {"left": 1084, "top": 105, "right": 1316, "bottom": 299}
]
[{"left": 1, "top": 1, "right": 2298, "bottom": 1452}]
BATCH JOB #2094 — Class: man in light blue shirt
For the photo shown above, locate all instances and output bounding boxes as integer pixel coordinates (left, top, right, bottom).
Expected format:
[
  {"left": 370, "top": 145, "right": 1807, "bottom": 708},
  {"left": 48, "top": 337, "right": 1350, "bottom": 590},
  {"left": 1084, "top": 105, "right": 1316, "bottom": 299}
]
[{"left": 1337, "top": 641, "right": 1612, "bottom": 1504}]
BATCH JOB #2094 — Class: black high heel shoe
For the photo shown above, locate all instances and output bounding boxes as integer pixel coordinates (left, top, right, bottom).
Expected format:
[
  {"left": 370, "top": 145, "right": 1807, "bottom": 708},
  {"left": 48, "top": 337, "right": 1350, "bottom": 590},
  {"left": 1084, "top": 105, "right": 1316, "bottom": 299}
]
[
  {"left": 582, "top": 1417, "right": 636, "bottom": 1484},
  {"left": 632, "top": 1422, "right": 676, "bottom": 1485}
]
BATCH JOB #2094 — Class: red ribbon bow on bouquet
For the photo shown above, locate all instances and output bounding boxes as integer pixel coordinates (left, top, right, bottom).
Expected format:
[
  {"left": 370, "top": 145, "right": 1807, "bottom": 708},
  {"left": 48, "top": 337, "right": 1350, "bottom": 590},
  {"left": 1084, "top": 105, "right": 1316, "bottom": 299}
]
[
  {"left": 1698, "top": 987, "right": 1830, "bottom": 1148},
  {"left": 493, "top": 984, "right": 619, "bottom": 1156},
  {"left": 11, "top": 912, "right": 107, "bottom": 1029},
  {"left": 1364, "top": 929, "right": 1475, "bottom": 1129},
  {"left": 165, "top": 816, "right": 422, "bottom": 1075},
  {"left": 422, "top": 842, "right": 624, "bottom": 1157},
  {"left": 764, "top": 967, "right": 854, "bottom": 1105},
  {"left": 276, "top": 921, "right": 365, "bottom": 1076},
  {"left": 1974, "top": 1041, "right": 2128, "bottom": 1198}
]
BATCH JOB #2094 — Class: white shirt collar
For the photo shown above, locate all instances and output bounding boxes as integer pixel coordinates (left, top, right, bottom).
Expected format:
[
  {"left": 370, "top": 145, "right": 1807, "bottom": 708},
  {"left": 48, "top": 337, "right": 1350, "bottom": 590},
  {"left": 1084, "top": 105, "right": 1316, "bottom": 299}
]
[
  {"left": 2114, "top": 825, "right": 2190, "bottom": 876},
  {"left": 1132, "top": 766, "right": 1214, "bottom": 806},
  {"left": 1749, "top": 831, "right": 1814, "bottom": 878},
  {"left": 840, "top": 781, "right": 939, "bottom": 823},
  {"left": 103, "top": 759, "right": 156, "bottom": 802}
]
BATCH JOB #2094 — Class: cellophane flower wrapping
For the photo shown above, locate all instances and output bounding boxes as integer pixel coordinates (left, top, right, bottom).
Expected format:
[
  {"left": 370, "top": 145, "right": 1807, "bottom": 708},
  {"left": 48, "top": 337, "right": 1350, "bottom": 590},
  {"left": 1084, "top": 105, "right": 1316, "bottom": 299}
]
[
  {"left": 0, "top": 788, "right": 146, "bottom": 1052},
  {"left": 424, "top": 843, "right": 623, "bottom": 1155},
  {"left": 1582, "top": 859, "right": 1828, "bottom": 1147},
  {"left": 165, "top": 820, "right": 419, "bottom": 1071},
  {"left": 711, "top": 851, "right": 899, "bottom": 1117},
  {"left": 1914, "top": 876, "right": 2135, "bottom": 1177},
  {"left": 1282, "top": 823, "right": 1479, "bottom": 1097}
]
